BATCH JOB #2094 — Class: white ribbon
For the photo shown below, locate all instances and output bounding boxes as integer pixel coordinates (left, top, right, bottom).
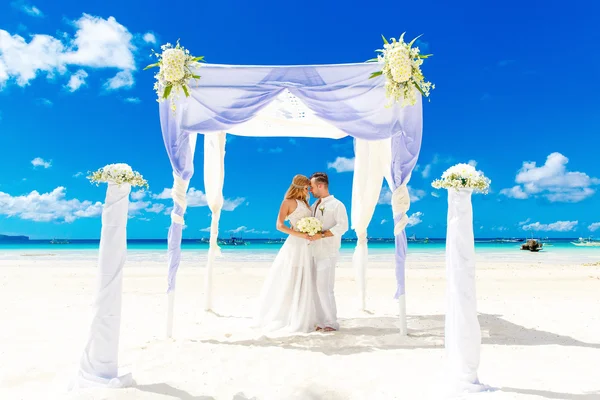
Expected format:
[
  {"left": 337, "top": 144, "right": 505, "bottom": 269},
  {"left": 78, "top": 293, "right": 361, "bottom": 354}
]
[
  {"left": 392, "top": 184, "right": 411, "bottom": 235},
  {"left": 171, "top": 173, "right": 190, "bottom": 225}
]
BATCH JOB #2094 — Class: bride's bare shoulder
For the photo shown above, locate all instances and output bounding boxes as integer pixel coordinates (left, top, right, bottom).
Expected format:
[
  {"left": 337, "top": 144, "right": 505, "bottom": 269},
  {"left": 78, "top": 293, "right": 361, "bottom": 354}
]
[{"left": 280, "top": 198, "right": 298, "bottom": 211}]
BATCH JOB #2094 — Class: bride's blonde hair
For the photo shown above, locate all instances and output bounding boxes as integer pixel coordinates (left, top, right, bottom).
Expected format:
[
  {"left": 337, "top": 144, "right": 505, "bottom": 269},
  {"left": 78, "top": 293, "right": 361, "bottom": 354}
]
[{"left": 285, "top": 175, "right": 310, "bottom": 207}]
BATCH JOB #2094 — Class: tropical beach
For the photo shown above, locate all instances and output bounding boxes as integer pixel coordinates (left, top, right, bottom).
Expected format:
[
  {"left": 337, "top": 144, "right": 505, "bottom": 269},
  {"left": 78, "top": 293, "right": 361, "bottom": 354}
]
[{"left": 1, "top": 243, "right": 599, "bottom": 399}]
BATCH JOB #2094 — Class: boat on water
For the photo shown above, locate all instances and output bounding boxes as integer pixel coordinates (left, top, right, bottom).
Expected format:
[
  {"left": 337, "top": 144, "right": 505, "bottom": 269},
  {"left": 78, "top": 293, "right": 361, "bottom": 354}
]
[
  {"left": 571, "top": 237, "right": 600, "bottom": 247},
  {"left": 408, "top": 234, "right": 418, "bottom": 242},
  {"left": 521, "top": 239, "right": 543, "bottom": 252},
  {"left": 218, "top": 236, "right": 248, "bottom": 246},
  {"left": 265, "top": 238, "right": 285, "bottom": 244}
]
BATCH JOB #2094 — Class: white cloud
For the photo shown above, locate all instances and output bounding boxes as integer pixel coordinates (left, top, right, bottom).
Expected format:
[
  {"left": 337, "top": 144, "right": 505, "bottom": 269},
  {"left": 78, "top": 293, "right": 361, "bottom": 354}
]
[
  {"left": 73, "top": 172, "right": 84, "bottom": 178},
  {"left": 104, "top": 70, "right": 134, "bottom": 90},
  {"left": 431, "top": 191, "right": 440, "bottom": 198},
  {"left": 327, "top": 157, "right": 354, "bottom": 173},
  {"left": 588, "top": 222, "right": 600, "bottom": 232},
  {"left": 138, "top": 217, "right": 150, "bottom": 221},
  {"left": 378, "top": 186, "right": 425, "bottom": 205},
  {"left": 128, "top": 200, "right": 150, "bottom": 214},
  {"left": 522, "top": 220, "right": 578, "bottom": 232},
  {"left": 0, "top": 14, "right": 140, "bottom": 90},
  {"left": 74, "top": 203, "right": 103, "bottom": 218},
  {"left": 380, "top": 219, "right": 388, "bottom": 225},
  {"left": 268, "top": 147, "right": 283, "bottom": 154},
  {"left": 500, "top": 185, "right": 528, "bottom": 199},
  {"left": 151, "top": 188, "right": 172, "bottom": 200},
  {"left": 501, "top": 153, "right": 599, "bottom": 202},
  {"left": 468, "top": 160, "right": 477, "bottom": 167},
  {"left": 65, "top": 69, "right": 88, "bottom": 92},
  {"left": 407, "top": 212, "right": 424, "bottom": 227},
  {"left": 228, "top": 226, "right": 269, "bottom": 234},
  {"left": 12, "top": 2, "right": 43, "bottom": 17},
  {"left": 124, "top": 97, "right": 140, "bottom": 103},
  {"left": 289, "top": 138, "right": 297, "bottom": 145},
  {"left": 421, "top": 164, "right": 432, "bottom": 178},
  {"left": 518, "top": 218, "right": 531, "bottom": 226},
  {"left": 31, "top": 157, "right": 51, "bottom": 168},
  {"left": 36, "top": 98, "right": 53, "bottom": 106},
  {"left": 151, "top": 187, "right": 245, "bottom": 211},
  {"left": 199, "top": 227, "right": 211, "bottom": 232},
  {"left": 142, "top": 32, "right": 156, "bottom": 44},
  {"left": 130, "top": 190, "right": 146, "bottom": 201},
  {"left": 0, "top": 187, "right": 102, "bottom": 222},
  {"left": 146, "top": 203, "right": 165, "bottom": 213}
]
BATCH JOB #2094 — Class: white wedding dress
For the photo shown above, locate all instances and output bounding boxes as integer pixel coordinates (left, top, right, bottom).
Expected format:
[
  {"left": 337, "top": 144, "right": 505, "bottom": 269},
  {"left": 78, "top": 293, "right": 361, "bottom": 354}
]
[{"left": 253, "top": 199, "right": 317, "bottom": 333}]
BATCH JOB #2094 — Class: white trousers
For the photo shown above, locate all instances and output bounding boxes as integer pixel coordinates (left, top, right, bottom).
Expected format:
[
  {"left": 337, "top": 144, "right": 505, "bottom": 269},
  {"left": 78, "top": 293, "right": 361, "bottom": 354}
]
[{"left": 313, "top": 255, "right": 339, "bottom": 330}]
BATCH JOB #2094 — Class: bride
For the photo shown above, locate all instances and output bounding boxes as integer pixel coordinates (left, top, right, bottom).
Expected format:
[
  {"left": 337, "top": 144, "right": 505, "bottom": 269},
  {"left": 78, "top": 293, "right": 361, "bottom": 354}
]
[{"left": 253, "top": 174, "right": 317, "bottom": 333}]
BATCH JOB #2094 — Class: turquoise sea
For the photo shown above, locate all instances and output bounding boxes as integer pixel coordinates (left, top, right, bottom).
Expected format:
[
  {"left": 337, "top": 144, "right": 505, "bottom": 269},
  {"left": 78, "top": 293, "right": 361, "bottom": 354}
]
[{"left": 1, "top": 238, "right": 599, "bottom": 264}]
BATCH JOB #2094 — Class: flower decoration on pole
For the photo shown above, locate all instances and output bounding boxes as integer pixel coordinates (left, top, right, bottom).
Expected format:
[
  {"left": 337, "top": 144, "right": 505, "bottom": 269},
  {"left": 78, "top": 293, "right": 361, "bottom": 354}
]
[
  {"left": 368, "top": 33, "right": 434, "bottom": 107},
  {"left": 144, "top": 40, "right": 204, "bottom": 112},
  {"left": 88, "top": 163, "right": 149, "bottom": 189},
  {"left": 431, "top": 163, "right": 490, "bottom": 194}
]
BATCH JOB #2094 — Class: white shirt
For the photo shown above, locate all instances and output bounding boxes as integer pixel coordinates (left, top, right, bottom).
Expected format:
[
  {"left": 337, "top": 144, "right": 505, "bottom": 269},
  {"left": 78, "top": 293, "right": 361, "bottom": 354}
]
[{"left": 310, "top": 195, "right": 349, "bottom": 259}]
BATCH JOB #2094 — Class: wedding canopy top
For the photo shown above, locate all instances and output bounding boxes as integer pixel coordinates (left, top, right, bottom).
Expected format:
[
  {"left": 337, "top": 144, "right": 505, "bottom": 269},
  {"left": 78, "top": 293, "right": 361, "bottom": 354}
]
[{"left": 159, "top": 61, "right": 423, "bottom": 335}]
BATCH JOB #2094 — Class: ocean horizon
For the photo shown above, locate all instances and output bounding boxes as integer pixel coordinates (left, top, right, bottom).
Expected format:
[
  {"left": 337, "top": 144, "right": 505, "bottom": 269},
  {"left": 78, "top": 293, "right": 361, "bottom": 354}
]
[{"left": 2, "top": 237, "right": 599, "bottom": 264}]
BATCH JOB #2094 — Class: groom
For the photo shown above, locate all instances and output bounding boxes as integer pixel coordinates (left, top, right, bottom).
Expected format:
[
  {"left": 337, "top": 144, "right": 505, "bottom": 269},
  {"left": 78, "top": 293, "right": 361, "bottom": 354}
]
[{"left": 308, "top": 172, "right": 348, "bottom": 332}]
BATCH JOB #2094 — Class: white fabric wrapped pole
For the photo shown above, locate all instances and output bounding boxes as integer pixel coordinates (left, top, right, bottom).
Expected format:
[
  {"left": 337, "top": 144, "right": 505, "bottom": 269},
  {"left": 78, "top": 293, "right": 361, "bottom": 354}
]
[
  {"left": 351, "top": 138, "right": 390, "bottom": 310},
  {"left": 166, "top": 133, "right": 197, "bottom": 338},
  {"left": 390, "top": 182, "right": 411, "bottom": 335},
  {"left": 203, "top": 131, "right": 226, "bottom": 311},
  {"left": 73, "top": 183, "right": 133, "bottom": 389},
  {"left": 445, "top": 188, "right": 485, "bottom": 393}
]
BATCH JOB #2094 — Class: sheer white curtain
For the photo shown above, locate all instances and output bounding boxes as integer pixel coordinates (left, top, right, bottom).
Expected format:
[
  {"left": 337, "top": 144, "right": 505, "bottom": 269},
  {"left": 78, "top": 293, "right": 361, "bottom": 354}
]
[
  {"left": 351, "top": 138, "right": 391, "bottom": 309},
  {"left": 73, "top": 183, "right": 133, "bottom": 388},
  {"left": 445, "top": 188, "right": 486, "bottom": 393},
  {"left": 203, "top": 131, "right": 226, "bottom": 311}
]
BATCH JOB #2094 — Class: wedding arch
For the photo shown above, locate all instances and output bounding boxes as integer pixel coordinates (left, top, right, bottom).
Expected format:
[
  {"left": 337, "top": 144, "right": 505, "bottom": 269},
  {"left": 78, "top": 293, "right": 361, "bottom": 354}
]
[{"left": 159, "top": 62, "right": 423, "bottom": 337}]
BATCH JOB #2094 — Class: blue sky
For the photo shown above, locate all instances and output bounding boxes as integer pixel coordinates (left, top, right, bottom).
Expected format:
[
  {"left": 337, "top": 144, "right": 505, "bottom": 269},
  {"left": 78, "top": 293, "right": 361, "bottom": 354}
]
[{"left": 1, "top": 0, "right": 599, "bottom": 240}]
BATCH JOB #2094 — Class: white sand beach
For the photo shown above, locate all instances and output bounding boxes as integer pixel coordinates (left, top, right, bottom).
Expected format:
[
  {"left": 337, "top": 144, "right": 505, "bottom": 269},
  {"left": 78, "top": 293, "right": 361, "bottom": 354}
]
[{"left": 1, "top": 253, "right": 599, "bottom": 399}]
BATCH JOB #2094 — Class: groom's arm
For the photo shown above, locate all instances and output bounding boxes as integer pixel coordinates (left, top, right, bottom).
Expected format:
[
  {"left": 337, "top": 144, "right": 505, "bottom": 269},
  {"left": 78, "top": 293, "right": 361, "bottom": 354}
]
[{"left": 321, "top": 203, "right": 349, "bottom": 238}]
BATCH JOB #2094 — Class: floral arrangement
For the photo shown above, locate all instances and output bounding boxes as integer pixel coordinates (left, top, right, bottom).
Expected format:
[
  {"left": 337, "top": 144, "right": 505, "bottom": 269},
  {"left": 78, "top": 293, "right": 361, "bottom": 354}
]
[
  {"left": 144, "top": 40, "right": 204, "bottom": 112},
  {"left": 87, "top": 163, "right": 149, "bottom": 189},
  {"left": 368, "top": 33, "right": 434, "bottom": 106},
  {"left": 296, "top": 217, "right": 323, "bottom": 237},
  {"left": 431, "top": 163, "right": 490, "bottom": 194}
]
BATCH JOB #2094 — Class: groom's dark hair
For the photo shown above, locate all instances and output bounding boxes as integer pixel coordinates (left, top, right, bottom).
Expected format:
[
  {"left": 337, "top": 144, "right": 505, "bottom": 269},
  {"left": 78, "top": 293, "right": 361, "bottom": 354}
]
[{"left": 310, "top": 172, "right": 329, "bottom": 187}]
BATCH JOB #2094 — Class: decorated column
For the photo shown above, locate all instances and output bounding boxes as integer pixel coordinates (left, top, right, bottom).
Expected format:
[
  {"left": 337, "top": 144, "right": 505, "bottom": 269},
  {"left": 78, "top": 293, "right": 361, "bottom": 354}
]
[
  {"left": 72, "top": 164, "right": 148, "bottom": 389},
  {"left": 432, "top": 163, "right": 490, "bottom": 393}
]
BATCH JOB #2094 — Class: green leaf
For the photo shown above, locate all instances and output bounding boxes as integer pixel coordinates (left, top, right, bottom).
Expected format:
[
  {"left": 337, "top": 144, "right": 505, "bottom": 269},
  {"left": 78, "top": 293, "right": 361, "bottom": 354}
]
[
  {"left": 143, "top": 62, "right": 160, "bottom": 70},
  {"left": 163, "top": 84, "right": 172, "bottom": 99},
  {"left": 399, "top": 32, "right": 406, "bottom": 43},
  {"left": 192, "top": 56, "right": 205, "bottom": 62},
  {"left": 369, "top": 71, "right": 383, "bottom": 79},
  {"left": 413, "top": 82, "right": 426, "bottom": 97},
  {"left": 418, "top": 54, "right": 433, "bottom": 58},
  {"left": 381, "top": 34, "right": 389, "bottom": 45},
  {"left": 408, "top": 34, "right": 423, "bottom": 48},
  {"left": 365, "top": 57, "right": 379, "bottom": 63},
  {"left": 182, "top": 85, "right": 189, "bottom": 97},
  {"left": 192, "top": 74, "right": 201, "bottom": 79}
]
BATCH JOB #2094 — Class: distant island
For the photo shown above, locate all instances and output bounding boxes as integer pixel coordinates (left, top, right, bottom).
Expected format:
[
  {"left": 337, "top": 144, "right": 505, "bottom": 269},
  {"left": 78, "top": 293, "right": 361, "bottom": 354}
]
[{"left": 0, "top": 234, "right": 30, "bottom": 242}]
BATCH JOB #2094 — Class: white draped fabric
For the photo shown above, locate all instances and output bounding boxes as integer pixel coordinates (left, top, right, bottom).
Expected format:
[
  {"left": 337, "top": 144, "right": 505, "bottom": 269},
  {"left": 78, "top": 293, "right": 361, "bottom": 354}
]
[
  {"left": 203, "top": 132, "right": 226, "bottom": 311},
  {"left": 445, "top": 188, "right": 485, "bottom": 392},
  {"left": 166, "top": 133, "right": 197, "bottom": 338},
  {"left": 351, "top": 138, "right": 391, "bottom": 310},
  {"left": 73, "top": 183, "right": 133, "bottom": 388}
]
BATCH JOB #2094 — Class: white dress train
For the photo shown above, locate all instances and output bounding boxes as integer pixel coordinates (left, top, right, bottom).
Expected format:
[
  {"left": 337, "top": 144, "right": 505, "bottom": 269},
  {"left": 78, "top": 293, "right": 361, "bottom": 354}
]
[{"left": 253, "top": 200, "right": 317, "bottom": 333}]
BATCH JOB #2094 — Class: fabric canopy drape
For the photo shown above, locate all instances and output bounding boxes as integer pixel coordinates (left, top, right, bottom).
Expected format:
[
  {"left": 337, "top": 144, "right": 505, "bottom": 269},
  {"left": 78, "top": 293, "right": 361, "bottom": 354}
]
[{"left": 159, "top": 61, "right": 423, "bottom": 335}]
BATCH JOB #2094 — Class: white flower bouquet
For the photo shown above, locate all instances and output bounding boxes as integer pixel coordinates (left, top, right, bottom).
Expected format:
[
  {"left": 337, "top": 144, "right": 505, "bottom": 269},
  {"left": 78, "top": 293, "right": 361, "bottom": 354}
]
[
  {"left": 144, "top": 40, "right": 204, "bottom": 112},
  {"left": 296, "top": 217, "right": 323, "bottom": 237},
  {"left": 431, "top": 163, "right": 490, "bottom": 194},
  {"left": 368, "top": 33, "right": 434, "bottom": 107},
  {"left": 87, "top": 163, "right": 149, "bottom": 189}
]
